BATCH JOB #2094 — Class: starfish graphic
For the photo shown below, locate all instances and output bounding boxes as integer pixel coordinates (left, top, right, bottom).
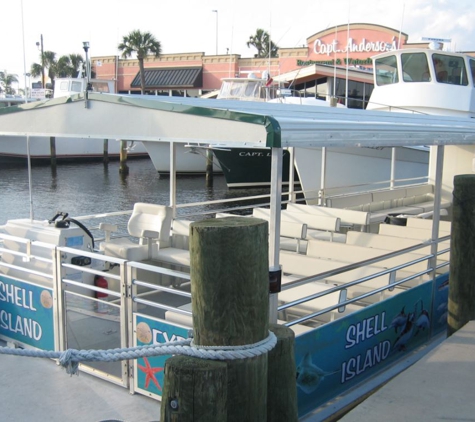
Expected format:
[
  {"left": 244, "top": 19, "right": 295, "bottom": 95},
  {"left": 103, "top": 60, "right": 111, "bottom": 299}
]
[{"left": 138, "top": 357, "right": 164, "bottom": 391}]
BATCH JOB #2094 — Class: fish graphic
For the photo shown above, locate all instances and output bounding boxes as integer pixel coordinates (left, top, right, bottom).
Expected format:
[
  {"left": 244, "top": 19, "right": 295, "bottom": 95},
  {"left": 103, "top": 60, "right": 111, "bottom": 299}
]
[
  {"left": 393, "top": 312, "right": 415, "bottom": 351},
  {"left": 414, "top": 299, "right": 430, "bottom": 335},
  {"left": 296, "top": 352, "right": 338, "bottom": 394},
  {"left": 390, "top": 306, "right": 407, "bottom": 333},
  {"left": 415, "top": 310, "right": 430, "bottom": 335}
]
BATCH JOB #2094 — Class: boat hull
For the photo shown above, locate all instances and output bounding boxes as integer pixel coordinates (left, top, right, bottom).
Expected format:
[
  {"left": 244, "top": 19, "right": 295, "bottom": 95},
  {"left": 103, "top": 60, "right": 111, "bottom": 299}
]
[
  {"left": 212, "top": 146, "right": 429, "bottom": 190},
  {"left": 0, "top": 136, "right": 148, "bottom": 164},
  {"left": 211, "top": 148, "right": 297, "bottom": 188},
  {"left": 142, "top": 142, "right": 222, "bottom": 175}
]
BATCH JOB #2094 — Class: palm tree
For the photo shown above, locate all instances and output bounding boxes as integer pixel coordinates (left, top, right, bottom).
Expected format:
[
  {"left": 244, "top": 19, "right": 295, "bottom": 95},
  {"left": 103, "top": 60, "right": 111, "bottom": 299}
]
[
  {"left": 31, "top": 50, "right": 56, "bottom": 88},
  {"left": 118, "top": 30, "right": 162, "bottom": 94},
  {"left": 31, "top": 52, "right": 84, "bottom": 89},
  {"left": 247, "top": 29, "right": 279, "bottom": 58},
  {"left": 0, "top": 71, "right": 19, "bottom": 95}
]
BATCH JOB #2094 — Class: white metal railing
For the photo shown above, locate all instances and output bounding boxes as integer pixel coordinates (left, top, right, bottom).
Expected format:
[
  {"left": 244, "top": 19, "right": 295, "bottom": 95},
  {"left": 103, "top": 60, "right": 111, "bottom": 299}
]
[{"left": 0, "top": 224, "right": 451, "bottom": 395}]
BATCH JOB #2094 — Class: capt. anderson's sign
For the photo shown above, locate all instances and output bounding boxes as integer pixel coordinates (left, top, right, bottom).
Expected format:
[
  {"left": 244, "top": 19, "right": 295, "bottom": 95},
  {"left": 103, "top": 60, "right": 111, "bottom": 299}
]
[{"left": 294, "top": 23, "right": 407, "bottom": 67}]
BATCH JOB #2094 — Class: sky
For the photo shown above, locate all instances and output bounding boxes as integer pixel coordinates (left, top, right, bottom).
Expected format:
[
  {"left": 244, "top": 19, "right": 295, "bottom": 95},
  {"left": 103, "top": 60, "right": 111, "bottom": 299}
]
[{"left": 3, "top": 0, "right": 475, "bottom": 89}]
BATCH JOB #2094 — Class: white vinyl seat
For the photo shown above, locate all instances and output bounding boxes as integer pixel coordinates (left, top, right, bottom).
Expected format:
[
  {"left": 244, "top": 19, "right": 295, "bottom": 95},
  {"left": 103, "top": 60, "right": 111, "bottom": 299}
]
[{"left": 100, "top": 203, "right": 173, "bottom": 261}]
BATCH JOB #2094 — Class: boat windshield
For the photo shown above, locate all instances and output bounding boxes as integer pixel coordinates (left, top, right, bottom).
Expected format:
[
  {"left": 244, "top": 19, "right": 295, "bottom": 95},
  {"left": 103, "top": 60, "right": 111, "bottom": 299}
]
[
  {"left": 401, "top": 52, "right": 431, "bottom": 82},
  {"left": 471, "top": 59, "right": 475, "bottom": 86},
  {"left": 432, "top": 53, "right": 468, "bottom": 86},
  {"left": 218, "top": 79, "right": 265, "bottom": 101},
  {"left": 375, "top": 55, "right": 399, "bottom": 86}
]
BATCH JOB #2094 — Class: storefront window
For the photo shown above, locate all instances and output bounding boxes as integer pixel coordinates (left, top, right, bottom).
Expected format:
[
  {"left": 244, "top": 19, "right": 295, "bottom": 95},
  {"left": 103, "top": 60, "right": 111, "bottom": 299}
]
[
  {"left": 401, "top": 53, "right": 430, "bottom": 82},
  {"left": 375, "top": 55, "right": 399, "bottom": 86},
  {"left": 432, "top": 54, "right": 468, "bottom": 85}
]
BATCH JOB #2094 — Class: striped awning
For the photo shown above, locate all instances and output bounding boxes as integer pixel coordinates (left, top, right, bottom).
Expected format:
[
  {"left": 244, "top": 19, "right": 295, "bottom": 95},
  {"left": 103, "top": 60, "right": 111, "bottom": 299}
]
[{"left": 131, "top": 67, "right": 203, "bottom": 89}]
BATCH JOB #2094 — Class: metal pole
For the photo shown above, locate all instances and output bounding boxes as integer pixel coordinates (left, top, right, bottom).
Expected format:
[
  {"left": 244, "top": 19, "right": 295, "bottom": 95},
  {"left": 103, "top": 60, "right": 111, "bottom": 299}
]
[
  {"left": 21, "top": 0, "right": 28, "bottom": 103},
  {"left": 212, "top": 10, "right": 218, "bottom": 55},
  {"left": 390, "top": 147, "right": 396, "bottom": 189},
  {"left": 269, "top": 147, "right": 283, "bottom": 324},
  {"left": 40, "top": 35, "right": 45, "bottom": 88},
  {"left": 170, "top": 142, "right": 177, "bottom": 217},
  {"left": 27, "top": 136, "right": 34, "bottom": 221}
]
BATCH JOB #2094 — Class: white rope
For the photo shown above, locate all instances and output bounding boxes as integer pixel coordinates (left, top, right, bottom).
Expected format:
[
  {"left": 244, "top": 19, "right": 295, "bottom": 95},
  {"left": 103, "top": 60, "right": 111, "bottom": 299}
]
[{"left": 0, "top": 331, "right": 277, "bottom": 376}]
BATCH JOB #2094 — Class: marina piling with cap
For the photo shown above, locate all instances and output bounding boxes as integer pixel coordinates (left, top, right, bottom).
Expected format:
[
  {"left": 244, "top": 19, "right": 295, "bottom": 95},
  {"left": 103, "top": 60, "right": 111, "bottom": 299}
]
[
  {"left": 448, "top": 174, "right": 475, "bottom": 335},
  {"left": 161, "top": 217, "right": 287, "bottom": 421}
]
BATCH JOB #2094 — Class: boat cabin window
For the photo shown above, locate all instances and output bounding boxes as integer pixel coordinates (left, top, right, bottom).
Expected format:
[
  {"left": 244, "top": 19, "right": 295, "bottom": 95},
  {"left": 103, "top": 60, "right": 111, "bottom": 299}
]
[
  {"left": 70, "top": 81, "right": 83, "bottom": 93},
  {"left": 90, "top": 81, "right": 111, "bottom": 93},
  {"left": 432, "top": 54, "right": 468, "bottom": 86},
  {"left": 375, "top": 55, "right": 399, "bottom": 86},
  {"left": 470, "top": 59, "right": 475, "bottom": 86},
  {"left": 401, "top": 53, "right": 431, "bottom": 82}
]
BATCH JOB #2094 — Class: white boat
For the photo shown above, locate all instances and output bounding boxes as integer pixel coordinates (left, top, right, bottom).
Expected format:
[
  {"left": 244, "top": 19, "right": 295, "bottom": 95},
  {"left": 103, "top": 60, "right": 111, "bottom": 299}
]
[
  {"left": 202, "top": 72, "right": 433, "bottom": 189},
  {"left": 0, "top": 78, "right": 150, "bottom": 164},
  {"left": 0, "top": 49, "right": 474, "bottom": 419}
]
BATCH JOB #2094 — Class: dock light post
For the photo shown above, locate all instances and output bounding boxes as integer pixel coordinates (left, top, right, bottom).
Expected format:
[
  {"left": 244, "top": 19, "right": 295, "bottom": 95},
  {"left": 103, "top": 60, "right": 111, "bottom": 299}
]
[
  {"left": 82, "top": 41, "right": 91, "bottom": 85},
  {"left": 212, "top": 10, "right": 218, "bottom": 55},
  {"left": 35, "top": 34, "right": 45, "bottom": 88}
]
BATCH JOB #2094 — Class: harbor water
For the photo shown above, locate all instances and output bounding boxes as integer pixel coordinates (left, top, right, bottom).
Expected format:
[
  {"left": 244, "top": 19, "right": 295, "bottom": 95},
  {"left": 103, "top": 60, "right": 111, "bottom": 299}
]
[{"left": 0, "top": 158, "right": 270, "bottom": 224}]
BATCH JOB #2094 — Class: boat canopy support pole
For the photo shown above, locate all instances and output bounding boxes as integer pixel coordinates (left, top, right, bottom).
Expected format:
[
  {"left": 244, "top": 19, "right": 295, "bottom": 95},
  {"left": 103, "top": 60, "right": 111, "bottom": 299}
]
[
  {"left": 428, "top": 145, "right": 444, "bottom": 339},
  {"left": 170, "top": 142, "right": 177, "bottom": 217},
  {"left": 269, "top": 147, "right": 283, "bottom": 324},
  {"left": 390, "top": 147, "right": 396, "bottom": 189},
  {"left": 320, "top": 147, "right": 327, "bottom": 205},
  {"left": 430, "top": 145, "right": 444, "bottom": 278},
  {"left": 27, "top": 135, "right": 34, "bottom": 221},
  {"left": 288, "top": 147, "right": 296, "bottom": 203}
]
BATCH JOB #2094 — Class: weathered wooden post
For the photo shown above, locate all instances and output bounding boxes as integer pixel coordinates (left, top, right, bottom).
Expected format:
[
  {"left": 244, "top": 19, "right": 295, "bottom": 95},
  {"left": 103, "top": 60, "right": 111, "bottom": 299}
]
[
  {"left": 50, "top": 136, "right": 57, "bottom": 167},
  {"left": 267, "top": 324, "right": 298, "bottom": 422},
  {"left": 205, "top": 149, "right": 213, "bottom": 187},
  {"left": 119, "top": 139, "right": 129, "bottom": 174},
  {"left": 161, "top": 217, "right": 269, "bottom": 421},
  {"left": 103, "top": 139, "right": 109, "bottom": 164},
  {"left": 448, "top": 174, "right": 475, "bottom": 335}
]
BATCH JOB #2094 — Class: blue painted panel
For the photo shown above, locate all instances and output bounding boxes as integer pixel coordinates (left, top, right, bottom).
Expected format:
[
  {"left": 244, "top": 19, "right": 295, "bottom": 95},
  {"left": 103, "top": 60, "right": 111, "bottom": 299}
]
[
  {"left": 432, "top": 273, "right": 449, "bottom": 335},
  {"left": 295, "top": 282, "right": 434, "bottom": 417},
  {"left": 0, "top": 275, "right": 54, "bottom": 350},
  {"left": 134, "top": 314, "right": 190, "bottom": 397}
]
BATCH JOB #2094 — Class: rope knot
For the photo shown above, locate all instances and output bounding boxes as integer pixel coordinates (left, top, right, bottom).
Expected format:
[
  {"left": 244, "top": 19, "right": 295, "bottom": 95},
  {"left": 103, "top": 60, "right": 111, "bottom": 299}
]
[{"left": 59, "top": 349, "right": 80, "bottom": 376}]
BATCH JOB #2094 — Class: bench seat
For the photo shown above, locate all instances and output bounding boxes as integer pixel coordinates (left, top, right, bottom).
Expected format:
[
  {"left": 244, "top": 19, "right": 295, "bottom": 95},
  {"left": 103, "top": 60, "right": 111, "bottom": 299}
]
[{"left": 164, "top": 303, "right": 316, "bottom": 335}]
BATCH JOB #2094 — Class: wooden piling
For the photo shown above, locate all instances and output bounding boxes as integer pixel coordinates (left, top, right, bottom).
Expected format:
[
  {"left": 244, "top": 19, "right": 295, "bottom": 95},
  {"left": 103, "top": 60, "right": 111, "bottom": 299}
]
[
  {"left": 103, "top": 139, "right": 109, "bottom": 164},
  {"left": 267, "top": 324, "right": 298, "bottom": 422},
  {"left": 119, "top": 140, "right": 129, "bottom": 174},
  {"left": 206, "top": 149, "right": 213, "bottom": 187},
  {"left": 448, "top": 175, "right": 475, "bottom": 335},
  {"left": 50, "top": 136, "right": 57, "bottom": 167},
  {"left": 161, "top": 356, "right": 227, "bottom": 421},
  {"left": 161, "top": 217, "right": 269, "bottom": 421}
]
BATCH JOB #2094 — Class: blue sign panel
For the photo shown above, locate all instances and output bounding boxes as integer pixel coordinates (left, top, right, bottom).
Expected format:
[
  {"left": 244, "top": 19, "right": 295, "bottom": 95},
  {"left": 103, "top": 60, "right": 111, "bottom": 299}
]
[
  {"left": 0, "top": 275, "right": 54, "bottom": 350},
  {"left": 295, "top": 282, "right": 433, "bottom": 417},
  {"left": 134, "top": 314, "right": 190, "bottom": 398}
]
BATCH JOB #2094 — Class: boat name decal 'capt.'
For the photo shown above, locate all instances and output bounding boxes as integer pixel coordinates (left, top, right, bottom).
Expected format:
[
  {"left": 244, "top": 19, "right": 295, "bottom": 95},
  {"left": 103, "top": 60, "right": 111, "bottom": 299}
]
[
  {"left": 340, "top": 311, "right": 390, "bottom": 384},
  {"left": 238, "top": 151, "right": 272, "bottom": 157},
  {"left": 0, "top": 281, "right": 42, "bottom": 340}
]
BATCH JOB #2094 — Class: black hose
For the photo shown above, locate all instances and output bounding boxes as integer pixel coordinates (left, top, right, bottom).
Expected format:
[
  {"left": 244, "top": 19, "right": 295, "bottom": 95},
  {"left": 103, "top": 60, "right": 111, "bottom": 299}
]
[{"left": 48, "top": 211, "right": 95, "bottom": 250}]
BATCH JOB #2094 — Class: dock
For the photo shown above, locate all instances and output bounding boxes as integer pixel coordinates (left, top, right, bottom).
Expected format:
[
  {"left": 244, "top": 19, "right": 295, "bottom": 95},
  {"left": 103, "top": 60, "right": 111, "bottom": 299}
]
[
  {"left": 339, "top": 321, "right": 475, "bottom": 422},
  {"left": 0, "top": 341, "right": 161, "bottom": 422},
  {"left": 2, "top": 322, "right": 475, "bottom": 421}
]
